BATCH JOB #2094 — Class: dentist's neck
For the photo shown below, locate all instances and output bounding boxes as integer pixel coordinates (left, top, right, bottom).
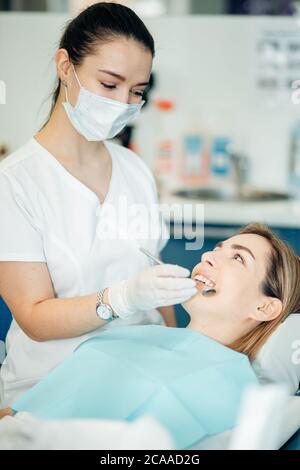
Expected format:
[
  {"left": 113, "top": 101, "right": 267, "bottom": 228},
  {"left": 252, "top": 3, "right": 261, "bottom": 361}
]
[{"left": 35, "top": 90, "right": 105, "bottom": 166}]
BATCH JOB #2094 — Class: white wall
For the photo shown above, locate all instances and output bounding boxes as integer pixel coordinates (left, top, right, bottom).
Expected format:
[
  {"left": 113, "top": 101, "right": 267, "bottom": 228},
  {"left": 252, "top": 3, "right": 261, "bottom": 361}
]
[{"left": 0, "top": 13, "right": 66, "bottom": 148}]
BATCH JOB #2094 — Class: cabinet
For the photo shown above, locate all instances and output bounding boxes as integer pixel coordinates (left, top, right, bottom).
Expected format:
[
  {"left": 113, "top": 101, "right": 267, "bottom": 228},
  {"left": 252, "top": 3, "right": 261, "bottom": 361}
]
[{"left": 161, "top": 223, "right": 300, "bottom": 327}]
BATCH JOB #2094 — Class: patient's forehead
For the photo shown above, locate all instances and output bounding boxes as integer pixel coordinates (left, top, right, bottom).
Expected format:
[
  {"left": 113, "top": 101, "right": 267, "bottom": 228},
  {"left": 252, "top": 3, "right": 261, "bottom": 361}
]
[{"left": 224, "top": 233, "right": 272, "bottom": 260}]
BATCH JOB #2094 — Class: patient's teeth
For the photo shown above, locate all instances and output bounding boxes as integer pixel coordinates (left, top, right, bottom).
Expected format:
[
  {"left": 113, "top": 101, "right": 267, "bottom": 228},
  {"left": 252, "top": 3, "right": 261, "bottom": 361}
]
[{"left": 194, "top": 274, "right": 215, "bottom": 288}]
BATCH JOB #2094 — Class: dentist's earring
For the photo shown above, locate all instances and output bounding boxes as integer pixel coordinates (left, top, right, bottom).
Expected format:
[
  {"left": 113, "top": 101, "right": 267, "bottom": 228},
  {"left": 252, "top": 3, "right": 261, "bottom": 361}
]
[{"left": 62, "top": 80, "right": 67, "bottom": 87}]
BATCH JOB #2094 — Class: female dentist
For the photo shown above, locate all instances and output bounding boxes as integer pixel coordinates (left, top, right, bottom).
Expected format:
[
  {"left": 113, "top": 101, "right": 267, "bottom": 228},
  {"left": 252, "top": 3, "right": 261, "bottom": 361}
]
[{"left": 0, "top": 2, "right": 197, "bottom": 407}]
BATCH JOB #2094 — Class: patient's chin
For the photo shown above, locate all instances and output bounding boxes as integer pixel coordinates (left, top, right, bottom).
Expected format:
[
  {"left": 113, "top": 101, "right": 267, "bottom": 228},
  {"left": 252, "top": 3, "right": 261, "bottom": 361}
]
[{"left": 182, "top": 293, "right": 204, "bottom": 314}]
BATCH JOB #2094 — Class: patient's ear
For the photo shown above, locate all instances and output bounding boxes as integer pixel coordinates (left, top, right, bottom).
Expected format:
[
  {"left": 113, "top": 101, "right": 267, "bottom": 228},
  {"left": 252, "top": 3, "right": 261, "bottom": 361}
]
[{"left": 252, "top": 298, "right": 283, "bottom": 322}]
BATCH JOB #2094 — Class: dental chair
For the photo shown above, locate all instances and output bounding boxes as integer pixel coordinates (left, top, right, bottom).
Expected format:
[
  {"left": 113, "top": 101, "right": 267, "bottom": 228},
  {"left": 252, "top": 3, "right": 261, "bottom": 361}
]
[
  {"left": 0, "top": 296, "right": 12, "bottom": 365},
  {"left": 0, "top": 296, "right": 299, "bottom": 450}
]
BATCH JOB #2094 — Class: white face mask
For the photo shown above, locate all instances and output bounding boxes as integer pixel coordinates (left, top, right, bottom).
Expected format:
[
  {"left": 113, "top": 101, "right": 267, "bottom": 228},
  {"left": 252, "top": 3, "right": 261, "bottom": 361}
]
[{"left": 63, "top": 64, "right": 145, "bottom": 142}]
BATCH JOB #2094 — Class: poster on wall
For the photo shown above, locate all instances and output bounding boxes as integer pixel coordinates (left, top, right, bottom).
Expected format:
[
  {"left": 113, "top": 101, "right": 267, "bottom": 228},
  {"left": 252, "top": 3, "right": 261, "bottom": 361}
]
[{"left": 256, "top": 29, "right": 300, "bottom": 106}]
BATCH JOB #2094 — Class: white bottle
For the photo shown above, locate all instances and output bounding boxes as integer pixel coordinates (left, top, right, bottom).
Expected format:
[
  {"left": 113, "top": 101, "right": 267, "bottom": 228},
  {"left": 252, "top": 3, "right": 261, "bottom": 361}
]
[{"left": 153, "top": 99, "right": 178, "bottom": 194}]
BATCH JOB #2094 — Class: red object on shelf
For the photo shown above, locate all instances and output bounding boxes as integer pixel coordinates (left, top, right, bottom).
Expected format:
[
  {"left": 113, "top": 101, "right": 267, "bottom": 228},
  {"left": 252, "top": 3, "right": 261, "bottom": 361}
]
[{"left": 154, "top": 100, "right": 175, "bottom": 112}]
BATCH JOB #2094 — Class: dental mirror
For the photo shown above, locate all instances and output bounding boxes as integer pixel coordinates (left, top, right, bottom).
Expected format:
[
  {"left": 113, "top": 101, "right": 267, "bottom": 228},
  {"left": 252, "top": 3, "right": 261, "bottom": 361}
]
[
  {"left": 139, "top": 247, "right": 164, "bottom": 265},
  {"left": 202, "top": 288, "right": 217, "bottom": 296}
]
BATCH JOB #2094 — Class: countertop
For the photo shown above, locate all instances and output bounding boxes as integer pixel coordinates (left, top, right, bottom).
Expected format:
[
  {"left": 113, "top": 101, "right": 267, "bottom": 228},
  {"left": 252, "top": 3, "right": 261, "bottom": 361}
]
[{"left": 159, "top": 193, "right": 300, "bottom": 229}]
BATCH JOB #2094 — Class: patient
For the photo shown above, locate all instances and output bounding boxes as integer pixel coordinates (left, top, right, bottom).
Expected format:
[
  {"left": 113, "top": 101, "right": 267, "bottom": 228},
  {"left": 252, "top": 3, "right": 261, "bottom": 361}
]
[
  {"left": 1, "top": 223, "right": 300, "bottom": 448},
  {"left": 186, "top": 222, "right": 300, "bottom": 360}
]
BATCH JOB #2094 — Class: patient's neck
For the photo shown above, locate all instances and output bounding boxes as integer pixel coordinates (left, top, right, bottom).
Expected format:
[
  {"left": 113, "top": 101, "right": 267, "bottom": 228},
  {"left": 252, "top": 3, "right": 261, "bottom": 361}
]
[{"left": 187, "top": 317, "right": 246, "bottom": 346}]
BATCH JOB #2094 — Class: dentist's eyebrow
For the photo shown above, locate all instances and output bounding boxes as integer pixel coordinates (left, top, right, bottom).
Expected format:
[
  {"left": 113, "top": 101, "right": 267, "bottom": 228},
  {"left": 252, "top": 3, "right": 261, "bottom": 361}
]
[
  {"left": 214, "top": 241, "right": 256, "bottom": 260},
  {"left": 97, "top": 69, "right": 150, "bottom": 86}
]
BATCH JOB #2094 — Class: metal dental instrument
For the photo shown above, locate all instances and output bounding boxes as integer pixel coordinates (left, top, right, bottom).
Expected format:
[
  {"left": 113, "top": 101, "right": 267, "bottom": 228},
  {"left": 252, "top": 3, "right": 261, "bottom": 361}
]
[
  {"left": 139, "top": 247, "right": 216, "bottom": 296},
  {"left": 139, "top": 247, "right": 164, "bottom": 265}
]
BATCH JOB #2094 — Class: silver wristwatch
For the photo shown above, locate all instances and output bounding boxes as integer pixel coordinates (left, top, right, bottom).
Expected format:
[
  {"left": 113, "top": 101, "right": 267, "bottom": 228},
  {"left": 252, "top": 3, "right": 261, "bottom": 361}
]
[{"left": 96, "top": 288, "right": 118, "bottom": 322}]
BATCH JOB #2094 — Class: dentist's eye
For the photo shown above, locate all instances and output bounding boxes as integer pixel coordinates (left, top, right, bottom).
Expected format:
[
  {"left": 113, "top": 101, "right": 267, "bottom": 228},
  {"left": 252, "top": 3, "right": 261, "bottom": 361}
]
[
  {"left": 100, "top": 83, "right": 117, "bottom": 90},
  {"left": 130, "top": 90, "right": 144, "bottom": 97},
  {"left": 234, "top": 253, "right": 244, "bottom": 264}
]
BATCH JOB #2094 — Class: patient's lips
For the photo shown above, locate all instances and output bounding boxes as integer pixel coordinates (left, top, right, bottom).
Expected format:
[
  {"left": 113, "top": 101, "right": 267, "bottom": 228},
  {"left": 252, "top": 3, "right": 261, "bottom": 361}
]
[
  {"left": 193, "top": 273, "right": 217, "bottom": 297},
  {"left": 193, "top": 273, "right": 216, "bottom": 290},
  {"left": 194, "top": 274, "right": 215, "bottom": 288}
]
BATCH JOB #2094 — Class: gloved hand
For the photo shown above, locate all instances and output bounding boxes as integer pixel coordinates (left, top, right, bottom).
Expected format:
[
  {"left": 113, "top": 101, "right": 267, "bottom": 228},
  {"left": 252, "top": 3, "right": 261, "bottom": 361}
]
[{"left": 108, "top": 264, "right": 197, "bottom": 319}]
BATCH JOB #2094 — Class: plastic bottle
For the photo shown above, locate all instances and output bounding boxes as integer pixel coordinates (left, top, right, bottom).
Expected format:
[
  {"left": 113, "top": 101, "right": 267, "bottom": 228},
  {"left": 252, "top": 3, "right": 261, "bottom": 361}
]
[
  {"left": 181, "top": 134, "right": 207, "bottom": 181},
  {"left": 178, "top": 109, "right": 210, "bottom": 187},
  {"left": 210, "top": 137, "right": 232, "bottom": 178},
  {"left": 153, "top": 99, "right": 177, "bottom": 194}
]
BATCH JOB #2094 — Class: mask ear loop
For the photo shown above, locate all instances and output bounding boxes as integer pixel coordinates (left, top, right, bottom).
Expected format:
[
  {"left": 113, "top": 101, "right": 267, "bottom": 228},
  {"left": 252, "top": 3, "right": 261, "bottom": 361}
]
[
  {"left": 62, "top": 80, "right": 69, "bottom": 103},
  {"left": 62, "top": 63, "right": 82, "bottom": 104},
  {"left": 71, "top": 63, "right": 82, "bottom": 88}
]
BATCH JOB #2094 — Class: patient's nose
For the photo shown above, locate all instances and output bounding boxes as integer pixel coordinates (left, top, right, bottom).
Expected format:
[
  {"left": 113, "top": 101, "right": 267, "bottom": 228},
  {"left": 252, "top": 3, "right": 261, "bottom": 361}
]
[{"left": 201, "top": 251, "right": 215, "bottom": 267}]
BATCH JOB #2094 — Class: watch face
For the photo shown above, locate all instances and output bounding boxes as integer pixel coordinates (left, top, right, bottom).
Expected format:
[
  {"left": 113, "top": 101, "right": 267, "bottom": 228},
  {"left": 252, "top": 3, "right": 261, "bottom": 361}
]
[{"left": 96, "top": 304, "right": 112, "bottom": 320}]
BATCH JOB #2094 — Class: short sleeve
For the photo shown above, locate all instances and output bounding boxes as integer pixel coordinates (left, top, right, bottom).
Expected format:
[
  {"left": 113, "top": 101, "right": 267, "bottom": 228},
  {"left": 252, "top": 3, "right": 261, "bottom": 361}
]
[{"left": 0, "top": 173, "right": 46, "bottom": 262}]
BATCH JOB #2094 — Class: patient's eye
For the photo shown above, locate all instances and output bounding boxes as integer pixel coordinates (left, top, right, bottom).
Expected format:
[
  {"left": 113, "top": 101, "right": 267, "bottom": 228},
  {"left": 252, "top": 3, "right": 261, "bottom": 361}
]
[{"left": 233, "top": 253, "right": 244, "bottom": 264}]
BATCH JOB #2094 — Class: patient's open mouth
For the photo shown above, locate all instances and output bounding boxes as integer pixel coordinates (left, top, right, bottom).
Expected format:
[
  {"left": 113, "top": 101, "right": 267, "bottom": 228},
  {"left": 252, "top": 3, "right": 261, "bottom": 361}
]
[{"left": 193, "top": 273, "right": 216, "bottom": 290}]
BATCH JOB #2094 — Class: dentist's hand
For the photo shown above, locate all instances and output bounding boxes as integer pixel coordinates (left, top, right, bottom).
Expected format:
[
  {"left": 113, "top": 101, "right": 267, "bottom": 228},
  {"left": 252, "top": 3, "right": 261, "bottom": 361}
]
[{"left": 108, "top": 264, "right": 197, "bottom": 319}]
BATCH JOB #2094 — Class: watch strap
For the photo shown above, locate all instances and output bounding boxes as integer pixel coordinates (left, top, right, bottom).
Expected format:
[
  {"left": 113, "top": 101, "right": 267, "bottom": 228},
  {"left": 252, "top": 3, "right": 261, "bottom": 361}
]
[{"left": 96, "top": 288, "right": 119, "bottom": 320}]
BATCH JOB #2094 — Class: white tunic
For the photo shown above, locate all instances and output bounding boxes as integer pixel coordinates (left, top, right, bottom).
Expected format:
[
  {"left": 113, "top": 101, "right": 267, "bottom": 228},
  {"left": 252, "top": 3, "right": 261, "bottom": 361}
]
[{"left": 0, "top": 137, "right": 169, "bottom": 406}]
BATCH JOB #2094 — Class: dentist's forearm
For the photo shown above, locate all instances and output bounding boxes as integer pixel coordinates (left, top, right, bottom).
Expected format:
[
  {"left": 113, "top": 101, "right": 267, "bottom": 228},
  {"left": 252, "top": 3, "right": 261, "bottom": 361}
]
[
  {"left": 29, "top": 292, "right": 176, "bottom": 341},
  {"left": 29, "top": 292, "right": 107, "bottom": 341}
]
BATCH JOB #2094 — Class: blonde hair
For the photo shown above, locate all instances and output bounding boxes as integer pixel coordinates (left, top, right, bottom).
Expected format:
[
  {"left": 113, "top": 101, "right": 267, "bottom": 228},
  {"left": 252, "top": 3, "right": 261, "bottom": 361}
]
[{"left": 228, "top": 223, "right": 300, "bottom": 361}]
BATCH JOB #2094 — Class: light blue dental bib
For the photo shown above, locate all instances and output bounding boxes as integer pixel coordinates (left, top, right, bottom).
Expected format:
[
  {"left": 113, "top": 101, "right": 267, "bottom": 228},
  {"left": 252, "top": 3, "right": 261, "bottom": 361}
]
[{"left": 13, "top": 325, "right": 258, "bottom": 449}]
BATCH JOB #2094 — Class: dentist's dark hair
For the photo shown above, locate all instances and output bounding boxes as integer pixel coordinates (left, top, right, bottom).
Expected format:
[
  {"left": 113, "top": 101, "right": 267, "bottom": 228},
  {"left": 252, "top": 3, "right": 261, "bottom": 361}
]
[{"left": 40, "top": 1, "right": 155, "bottom": 129}]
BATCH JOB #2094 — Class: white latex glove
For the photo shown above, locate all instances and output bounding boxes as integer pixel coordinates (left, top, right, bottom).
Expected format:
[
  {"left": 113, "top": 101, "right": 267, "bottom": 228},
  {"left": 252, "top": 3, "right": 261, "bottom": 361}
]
[{"left": 108, "top": 264, "right": 197, "bottom": 319}]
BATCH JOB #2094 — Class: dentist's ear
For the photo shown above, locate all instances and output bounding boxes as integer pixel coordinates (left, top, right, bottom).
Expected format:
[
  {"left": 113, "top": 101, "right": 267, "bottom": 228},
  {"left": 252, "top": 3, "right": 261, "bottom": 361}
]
[
  {"left": 255, "top": 298, "right": 283, "bottom": 322},
  {"left": 55, "top": 48, "right": 72, "bottom": 84}
]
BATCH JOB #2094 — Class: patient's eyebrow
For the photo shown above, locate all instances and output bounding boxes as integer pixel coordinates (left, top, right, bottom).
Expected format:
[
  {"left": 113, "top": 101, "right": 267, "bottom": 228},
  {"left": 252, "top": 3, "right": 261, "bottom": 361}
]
[
  {"left": 231, "top": 244, "right": 256, "bottom": 260},
  {"left": 214, "top": 241, "right": 223, "bottom": 249},
  {"left": 214, "top": 241, "right": 256, "bottom": 260}
]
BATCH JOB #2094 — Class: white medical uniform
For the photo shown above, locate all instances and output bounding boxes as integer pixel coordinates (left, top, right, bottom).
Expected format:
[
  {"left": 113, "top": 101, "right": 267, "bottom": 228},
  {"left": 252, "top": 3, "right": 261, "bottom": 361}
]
[{"left": 0, "top": 137, "right": 169, "bottom": 407}]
